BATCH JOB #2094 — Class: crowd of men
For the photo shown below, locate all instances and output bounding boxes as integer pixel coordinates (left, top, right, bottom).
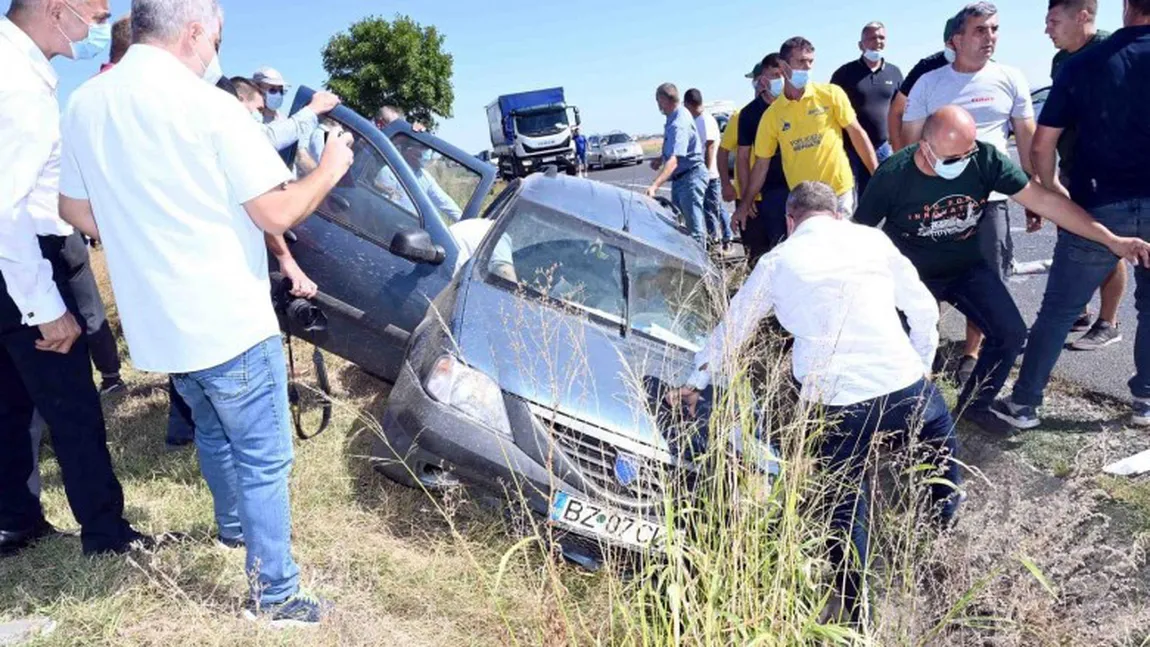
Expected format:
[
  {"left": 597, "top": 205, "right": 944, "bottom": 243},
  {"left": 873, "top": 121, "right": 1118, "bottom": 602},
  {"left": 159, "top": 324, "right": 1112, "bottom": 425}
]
[{"left": 2, "top": 0, "right": 1149, "bottom": 631}]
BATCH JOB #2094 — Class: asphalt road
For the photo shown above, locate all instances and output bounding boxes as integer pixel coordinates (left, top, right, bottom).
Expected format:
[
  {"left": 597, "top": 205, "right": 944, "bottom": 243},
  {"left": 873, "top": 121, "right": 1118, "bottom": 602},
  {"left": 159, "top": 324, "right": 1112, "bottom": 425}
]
[{"left": 588, "top": 160, "right": 1139, "bottom": 402}]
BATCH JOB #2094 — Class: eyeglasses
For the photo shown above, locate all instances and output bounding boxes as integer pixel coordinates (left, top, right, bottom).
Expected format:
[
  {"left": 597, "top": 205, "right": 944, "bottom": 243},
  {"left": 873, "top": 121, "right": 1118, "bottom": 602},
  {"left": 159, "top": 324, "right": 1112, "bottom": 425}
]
[
  {"left": 926, "top": 142, "right": 977, "bottom": 166},
  {"left": 265, "top": 87, "right": 285, "bottom": 95}
]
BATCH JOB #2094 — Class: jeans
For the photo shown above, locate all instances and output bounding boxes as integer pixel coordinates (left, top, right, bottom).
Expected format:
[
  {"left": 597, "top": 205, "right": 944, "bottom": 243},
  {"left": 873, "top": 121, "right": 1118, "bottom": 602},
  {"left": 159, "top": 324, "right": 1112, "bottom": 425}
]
[
  {"left": 847, "top": 141, "right": 893, "bottom": 199},
  {"left": 924, "top": 264, "right": 1028, "bottom": 411},
  {"left": 742, "top": 186, "right": 790, "bottom": 267},
  {"left": 672, "top": 165, "right": 709, "bottom": 246},
  {"left": 0, "top": 237, "right": 134, "bottom": 552},
  {"left": 171, "top": 336, "right": 300, "bottom": 604},
  {"left": 1013, "top": 198, "right": 1150, "bottom": 406},
  {"left": 978, "top": 201, "right": 1013, "bottom": 282},
  {"left": 819, "top": 378, "right": 961, "bottom": 622},
  {"left": 703, "top": 177, "right": 734, "bottom": 242}
]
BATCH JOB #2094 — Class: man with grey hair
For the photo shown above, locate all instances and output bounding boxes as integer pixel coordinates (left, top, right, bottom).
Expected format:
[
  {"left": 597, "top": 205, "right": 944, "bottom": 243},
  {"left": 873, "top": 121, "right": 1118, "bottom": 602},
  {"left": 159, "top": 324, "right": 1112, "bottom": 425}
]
[
  {"left": 679, "top": 180, "right": 960, "bottom": 623},
  {"left": 646, "top": 82, "right": 708, "bottom": 245},
  {"left": 1, "top": 0, "right": 150, "bottom": 558},
  {"left": 831, "top": 21, "right": 904, "bottom": 197},
  {"left": 902, "top": 2, "right": 1037, "bottom": 386},
  {"left": 57, "top": 0, "right": 355, "bottom": 625}
]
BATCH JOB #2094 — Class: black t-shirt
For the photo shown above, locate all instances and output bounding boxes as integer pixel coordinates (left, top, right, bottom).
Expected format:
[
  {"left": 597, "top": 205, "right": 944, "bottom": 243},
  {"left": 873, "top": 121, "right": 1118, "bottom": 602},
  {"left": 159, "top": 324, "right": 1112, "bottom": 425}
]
[
  {"left": 736, "top": 95, "right": 786, "bottom": 191},
  {"left": 1049, "top": 30, "right": 1110, "bottom": 178},
  {"left": 899, "top": 52, "right": 948, "bottom": 97},
  {"left": 855, "top": 142, "right": 1030, "bottom": 280},
  {"left": 1040, "top": 26, "right": 1150, "bottom": 208},
  {"left": 830, "top": 57, "right": 904, "bottom": 145}
]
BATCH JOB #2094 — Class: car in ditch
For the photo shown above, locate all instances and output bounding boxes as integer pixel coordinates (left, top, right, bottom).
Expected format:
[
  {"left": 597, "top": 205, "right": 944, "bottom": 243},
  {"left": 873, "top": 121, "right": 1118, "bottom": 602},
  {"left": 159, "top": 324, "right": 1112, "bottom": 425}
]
[{"left": 277, "top": 88, "right": 774, "bottom": 563}]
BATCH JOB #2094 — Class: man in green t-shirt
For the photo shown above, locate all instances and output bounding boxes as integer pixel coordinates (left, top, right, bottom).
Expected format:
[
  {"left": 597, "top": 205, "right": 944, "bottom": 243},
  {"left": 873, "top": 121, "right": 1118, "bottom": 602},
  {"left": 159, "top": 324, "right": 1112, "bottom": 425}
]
[
  {"left": 1044, "top": 0, "right": 1125, "bottom": 351},
  {"left": 856, "top": 105, "right": 1149, "bottom": 423}
]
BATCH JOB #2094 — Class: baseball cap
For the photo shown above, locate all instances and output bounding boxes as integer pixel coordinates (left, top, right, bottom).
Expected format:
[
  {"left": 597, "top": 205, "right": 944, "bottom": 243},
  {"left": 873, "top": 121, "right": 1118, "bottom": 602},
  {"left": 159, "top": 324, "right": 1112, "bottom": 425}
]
[
  {"left": 252, "top": 66, "right": 290, "bottom": 88},
  {"left": 744, "top": 62, "right": 763, "bottom": 79}
]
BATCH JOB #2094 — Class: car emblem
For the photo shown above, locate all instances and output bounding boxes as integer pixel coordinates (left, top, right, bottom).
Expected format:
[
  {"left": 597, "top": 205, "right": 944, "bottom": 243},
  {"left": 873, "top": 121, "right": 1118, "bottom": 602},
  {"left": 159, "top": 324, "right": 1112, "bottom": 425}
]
[{"left": 614, "top": 451, "right": 641, "bottom": 487}]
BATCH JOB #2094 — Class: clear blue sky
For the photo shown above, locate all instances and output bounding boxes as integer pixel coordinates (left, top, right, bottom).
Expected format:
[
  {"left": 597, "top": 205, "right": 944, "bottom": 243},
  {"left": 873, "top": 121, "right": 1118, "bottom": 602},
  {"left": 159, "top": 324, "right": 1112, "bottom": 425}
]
[{"left": 41, "top": 0, "right": 1126, "bottom": 154}]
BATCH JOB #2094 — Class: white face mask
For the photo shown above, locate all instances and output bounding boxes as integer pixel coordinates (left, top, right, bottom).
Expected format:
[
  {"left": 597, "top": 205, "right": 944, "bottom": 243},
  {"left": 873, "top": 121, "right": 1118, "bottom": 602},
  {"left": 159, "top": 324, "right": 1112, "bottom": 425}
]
[
  {"left": 925, "top": 141, "right": 972, "bottom": 180},
  {"left": 944, "top": 46, "right": 957, "bottom": 64},
  {"left": 862, "top": 49, "right": 883, "bottom": 62},
  {"left": 193, "top": 29, "right": 222, "bottom": 85}
]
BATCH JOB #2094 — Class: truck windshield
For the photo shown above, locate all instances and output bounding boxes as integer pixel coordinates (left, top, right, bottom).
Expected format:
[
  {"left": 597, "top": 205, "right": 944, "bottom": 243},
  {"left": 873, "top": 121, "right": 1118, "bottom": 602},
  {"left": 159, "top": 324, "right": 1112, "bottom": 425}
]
[{"left": 515, "top": 110, "right": 569, "bottom": 138}]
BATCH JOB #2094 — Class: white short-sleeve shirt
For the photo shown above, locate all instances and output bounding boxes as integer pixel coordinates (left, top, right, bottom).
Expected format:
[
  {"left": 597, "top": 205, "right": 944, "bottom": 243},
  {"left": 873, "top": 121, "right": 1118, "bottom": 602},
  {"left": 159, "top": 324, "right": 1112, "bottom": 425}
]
[
  {"left": 694, "top": 112, "right": 722, "bottom": 179},
  {"left": 59, "top": 45, "right": 293, "bottom": 373}
]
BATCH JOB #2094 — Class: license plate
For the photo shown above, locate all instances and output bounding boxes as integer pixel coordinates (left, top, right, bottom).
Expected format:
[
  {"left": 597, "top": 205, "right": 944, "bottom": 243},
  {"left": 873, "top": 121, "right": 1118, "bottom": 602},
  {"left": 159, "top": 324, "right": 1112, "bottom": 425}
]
[
  {"left": 549, "top": 491, "right": 665, "bottom": 550},
  {"left": 541, "top": 156, "right": 557, "bottom": 163}
]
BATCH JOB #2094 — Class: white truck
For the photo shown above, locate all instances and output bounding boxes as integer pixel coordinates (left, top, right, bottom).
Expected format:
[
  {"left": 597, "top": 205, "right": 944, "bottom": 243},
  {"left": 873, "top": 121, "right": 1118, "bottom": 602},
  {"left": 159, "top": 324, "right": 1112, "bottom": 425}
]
[{"left": 486, "top": 87, "right": 581, "bottom": 180}]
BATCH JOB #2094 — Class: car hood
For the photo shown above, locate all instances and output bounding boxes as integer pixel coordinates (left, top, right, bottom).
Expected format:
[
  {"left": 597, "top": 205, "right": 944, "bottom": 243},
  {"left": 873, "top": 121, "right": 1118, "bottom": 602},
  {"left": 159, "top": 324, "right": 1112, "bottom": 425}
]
[
  {"left": 454, "top": 279, "right": 695, "bottom": 450},
  {"left": 604, "top": 143, "right": 640, "bottom": 153}
]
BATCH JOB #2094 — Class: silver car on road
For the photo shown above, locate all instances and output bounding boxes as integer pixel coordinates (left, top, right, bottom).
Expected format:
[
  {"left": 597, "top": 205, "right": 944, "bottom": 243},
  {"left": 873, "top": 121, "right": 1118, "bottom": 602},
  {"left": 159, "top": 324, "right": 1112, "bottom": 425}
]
[{"left": 588, "top": 131, "right": 645, "bottom": 169}]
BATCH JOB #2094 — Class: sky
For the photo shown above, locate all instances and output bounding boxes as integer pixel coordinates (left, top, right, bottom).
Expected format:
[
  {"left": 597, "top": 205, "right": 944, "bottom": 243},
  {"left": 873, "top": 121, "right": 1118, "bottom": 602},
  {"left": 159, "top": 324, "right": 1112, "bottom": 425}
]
[{"left": 41, "top": 0, "right": 1128, "bottom": 154}]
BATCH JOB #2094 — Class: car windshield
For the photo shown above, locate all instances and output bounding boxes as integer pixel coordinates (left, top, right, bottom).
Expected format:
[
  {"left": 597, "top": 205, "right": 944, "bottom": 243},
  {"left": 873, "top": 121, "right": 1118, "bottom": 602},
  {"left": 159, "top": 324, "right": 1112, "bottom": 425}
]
[
  {"left": 515, "top": 109, "right": 569, "bottom": 137},
  {"left": 390, "top": 133, "right": 481, "bottom": 225},
  {"left": 482, "top": 203, "right": 715, "bottom": 350},
  {"left": 605, "top": 134, "right": 632, "bottom": 145}
]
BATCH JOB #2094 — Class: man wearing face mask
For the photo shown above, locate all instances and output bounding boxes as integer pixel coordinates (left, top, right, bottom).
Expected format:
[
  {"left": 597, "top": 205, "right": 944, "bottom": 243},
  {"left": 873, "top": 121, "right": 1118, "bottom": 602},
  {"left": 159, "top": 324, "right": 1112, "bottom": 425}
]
[
  {"left": 252, "top": 66, "right": 341, "bottom": 152},
  {"left": 724, "top": 54, "right": 790, "bottom": 266},
  {"left": 855, "top": 106, "right": 1150, "bottom": 424},
  {"left": 57, "top": 0, "right": 355, "bottom": 625},
  {"left": 889, "top": 15, "right": 961, "bottom": 152},
  {"left": 734, "top": 36, "right": 879, "bottom": 225},
  {"left": 830, "top": 22, "right": 904, "bottom": 197},
  {"left": 0, "top": 0, "right": 152, "bottom": 558}
]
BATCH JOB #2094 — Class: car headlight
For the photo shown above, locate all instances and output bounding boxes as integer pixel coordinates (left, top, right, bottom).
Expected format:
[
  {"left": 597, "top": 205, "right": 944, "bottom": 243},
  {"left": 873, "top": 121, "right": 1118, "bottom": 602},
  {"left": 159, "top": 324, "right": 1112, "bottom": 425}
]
[{"left": 424, "top": 355, "right": 513, "bottom": 437}]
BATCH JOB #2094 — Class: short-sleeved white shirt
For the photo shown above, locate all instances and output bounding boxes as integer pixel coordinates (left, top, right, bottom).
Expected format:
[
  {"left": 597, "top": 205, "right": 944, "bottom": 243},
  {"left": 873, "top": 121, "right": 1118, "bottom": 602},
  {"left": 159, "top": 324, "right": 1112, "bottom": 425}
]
[
  {"left": 59, "top": 45, "right": 293, "bottom": 373},
  {"left": 694, "top": 112, "right": 722, "bottom": 179},
  {"left": 903, "top": 61, "right": 1033, "bottom": 199}
]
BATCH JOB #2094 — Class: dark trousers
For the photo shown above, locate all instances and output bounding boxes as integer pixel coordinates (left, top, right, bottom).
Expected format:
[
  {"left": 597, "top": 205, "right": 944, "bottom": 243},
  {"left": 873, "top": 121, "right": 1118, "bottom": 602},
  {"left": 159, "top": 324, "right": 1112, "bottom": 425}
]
[
  {"left": 0, "top": 237, "right": 133, "bottom": 552},
  {"left": 819, "top": 378, "right": 961, "bottom": 622},
  {"left": 59, "top": 232, "right": 120, "bottom": 380},
  {"left": 167, "top": 377, "right": 197, "bottom": 445},
  {"left": 742, "top": 186, "right": 790, "bottom": 268},
  {"left": 924, "top": 263, "right": 1028, "bottom": 411}
]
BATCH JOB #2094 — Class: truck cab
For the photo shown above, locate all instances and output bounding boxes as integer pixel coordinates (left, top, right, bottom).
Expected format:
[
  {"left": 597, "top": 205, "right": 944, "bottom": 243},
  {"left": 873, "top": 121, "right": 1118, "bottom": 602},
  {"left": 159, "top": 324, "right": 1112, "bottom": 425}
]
[{"left": 486, "top": 88, "right": 581, "bottom": 180}]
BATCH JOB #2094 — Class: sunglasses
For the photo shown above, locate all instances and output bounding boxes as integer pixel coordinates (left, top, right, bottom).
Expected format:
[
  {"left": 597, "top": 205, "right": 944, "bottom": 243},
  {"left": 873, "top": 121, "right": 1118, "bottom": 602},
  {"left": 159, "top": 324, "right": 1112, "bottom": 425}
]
[
  {"left": 927, "top": 142, "right": 977, "bottom": 166},
  {"left": 265, "top": 87, "right": 285, "bottom": 95}
]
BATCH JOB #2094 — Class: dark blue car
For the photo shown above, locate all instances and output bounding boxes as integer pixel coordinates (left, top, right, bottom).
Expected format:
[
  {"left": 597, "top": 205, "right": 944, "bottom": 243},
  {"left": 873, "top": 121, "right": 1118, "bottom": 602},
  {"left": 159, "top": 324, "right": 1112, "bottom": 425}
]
[{"left": 279, "top": 88, "right": 771, "bottom": 558}]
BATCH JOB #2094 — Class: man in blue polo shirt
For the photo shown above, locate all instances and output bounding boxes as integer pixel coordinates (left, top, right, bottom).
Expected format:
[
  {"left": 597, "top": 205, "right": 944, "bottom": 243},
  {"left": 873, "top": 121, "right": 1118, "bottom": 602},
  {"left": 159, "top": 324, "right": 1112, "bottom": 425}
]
[
  {"left": 994, "top": 0, "right": 1150, "bottom": 430},
  {"left": 646, "top": 83, "right": 708, "bottom": 246}
]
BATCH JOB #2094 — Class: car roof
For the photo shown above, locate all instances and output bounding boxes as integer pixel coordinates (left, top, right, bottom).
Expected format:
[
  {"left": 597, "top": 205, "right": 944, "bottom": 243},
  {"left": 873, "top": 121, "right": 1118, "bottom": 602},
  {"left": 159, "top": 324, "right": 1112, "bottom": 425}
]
[{"left": 517, "top": 174, "right": 709, "bottom": 268}]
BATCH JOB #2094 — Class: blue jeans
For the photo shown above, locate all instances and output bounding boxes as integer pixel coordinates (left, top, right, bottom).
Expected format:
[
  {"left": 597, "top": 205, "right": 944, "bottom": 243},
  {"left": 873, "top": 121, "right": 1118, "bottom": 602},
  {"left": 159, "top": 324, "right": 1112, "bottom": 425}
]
[
  {"left": 703, "top": 177, "right": 734, "bottom": 242},
  {"left": 171, "top": 336, "right": 300, "bottom": 604},
  {"left": 924, "top": 264, "right": 1028, "bottom": 411},
  {"left": 672, "top": 165, "right": 709, "bottom": 246},
  {"left": 848, "top": 141, "right": 892, "bottom": 200},
  {"left": 820, "top": 378, "right": 961, "bottom": 622},
  {"left": 1013, "top": 198, "right": 1150, "bottom": 406}
]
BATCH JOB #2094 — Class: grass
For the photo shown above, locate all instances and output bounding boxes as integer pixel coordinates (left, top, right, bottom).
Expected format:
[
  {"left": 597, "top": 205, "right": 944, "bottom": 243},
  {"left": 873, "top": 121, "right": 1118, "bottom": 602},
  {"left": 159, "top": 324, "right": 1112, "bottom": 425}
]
[
  {"left": 637, "top": 138, "right": 663, "bottom": 158},
  {"left": 4, "top": 250, "right": 1150, "bottom": 645}
]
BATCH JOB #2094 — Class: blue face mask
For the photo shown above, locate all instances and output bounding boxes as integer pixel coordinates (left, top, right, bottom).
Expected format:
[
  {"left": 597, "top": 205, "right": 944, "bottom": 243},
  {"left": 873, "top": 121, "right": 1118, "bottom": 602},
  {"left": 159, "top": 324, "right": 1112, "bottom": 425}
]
[
  {"left": 789, "top": 69, "right": 810, "bottom": 89},
  {"left": 59, "top": 4, "right": 111, "bottom": 60},
  {"left": 768, "top": 77, "right": 785, "bottom": 97},
  {"left": 265, "top": 91, "right": 285, "bottom": 111},
  {"left": 926, "top": 142, "right": 971, "bottom": 180}
]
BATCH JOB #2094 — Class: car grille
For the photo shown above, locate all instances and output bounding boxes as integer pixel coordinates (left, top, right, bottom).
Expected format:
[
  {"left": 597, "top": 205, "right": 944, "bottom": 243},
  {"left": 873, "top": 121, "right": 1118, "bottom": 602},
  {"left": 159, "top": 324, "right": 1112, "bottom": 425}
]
[
  {"left": 523, "top": 136, "right": 571, "bottom": 155},
  {"left": 535, "top": 415, "right": 671, "bottom": 510}
]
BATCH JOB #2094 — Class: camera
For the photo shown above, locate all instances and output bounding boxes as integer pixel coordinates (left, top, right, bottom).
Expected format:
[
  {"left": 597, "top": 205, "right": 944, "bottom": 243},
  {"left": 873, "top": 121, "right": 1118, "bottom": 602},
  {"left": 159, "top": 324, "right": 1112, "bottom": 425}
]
[{"left": 271, "top": 276, "right": 328, "bottom": 334}]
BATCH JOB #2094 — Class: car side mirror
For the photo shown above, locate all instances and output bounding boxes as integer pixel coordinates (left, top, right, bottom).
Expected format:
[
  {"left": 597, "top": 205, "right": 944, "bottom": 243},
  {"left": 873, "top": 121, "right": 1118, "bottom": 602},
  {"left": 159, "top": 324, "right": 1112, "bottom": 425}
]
[{"left": 390, "top": 229, "right": 446, "bottom": 265}]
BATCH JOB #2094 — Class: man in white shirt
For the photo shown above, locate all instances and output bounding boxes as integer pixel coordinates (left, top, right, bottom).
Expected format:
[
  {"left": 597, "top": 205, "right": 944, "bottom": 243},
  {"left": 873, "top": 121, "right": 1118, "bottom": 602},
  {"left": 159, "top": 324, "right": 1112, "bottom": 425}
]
[
  {"left": 675, "top": 182, "right": 962, "bottom": 623},
  {"left": 57, "top": 0, "right": 353, "bottom": 626},
  {"left": 0, "top": 0, "right": 148, "bottom": 558},
  {"left": 684, "top": 88, "right": 734, "bottom": 247},
  {"left": 902, "top": 2, "right": 1037, "bottom": 383}
]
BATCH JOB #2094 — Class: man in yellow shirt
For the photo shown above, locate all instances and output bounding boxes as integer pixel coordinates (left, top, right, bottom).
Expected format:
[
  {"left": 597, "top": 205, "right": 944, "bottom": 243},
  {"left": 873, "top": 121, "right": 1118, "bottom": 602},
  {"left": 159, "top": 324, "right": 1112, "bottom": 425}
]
[{"left": 735, "top": 37, "right": 879, "bottom": 225}]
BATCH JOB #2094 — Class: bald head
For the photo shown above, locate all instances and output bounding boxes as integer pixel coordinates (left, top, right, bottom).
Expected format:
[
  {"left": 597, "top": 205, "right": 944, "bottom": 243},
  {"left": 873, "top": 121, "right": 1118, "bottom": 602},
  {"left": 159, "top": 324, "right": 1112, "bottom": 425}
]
[{"left": 922, "top": 105, "right": 977, "bottom": 156}]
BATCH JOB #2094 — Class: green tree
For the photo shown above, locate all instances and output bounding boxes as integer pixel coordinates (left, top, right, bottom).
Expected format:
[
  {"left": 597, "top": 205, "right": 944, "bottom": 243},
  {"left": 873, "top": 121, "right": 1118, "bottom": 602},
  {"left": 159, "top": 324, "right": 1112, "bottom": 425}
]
[{"left": 321, "top": 15, "right": 453, "bottom": 129}]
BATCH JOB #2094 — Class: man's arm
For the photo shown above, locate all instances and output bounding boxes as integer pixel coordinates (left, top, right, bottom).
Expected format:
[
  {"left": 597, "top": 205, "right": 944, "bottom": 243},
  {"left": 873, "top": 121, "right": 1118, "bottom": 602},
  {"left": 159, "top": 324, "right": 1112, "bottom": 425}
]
[
  {"left": 733, "top": 158, "right": 772, "bottom": 229},
  {"left": 901, "top": 119, "right": 925, "bottom": 149},
  {"left": 1012, "top": 117, "right": 1038, "bottom": 176},
  {"left": 261, "top": 92, "right": 342, "bottom": 152},
  {"left": 266, "top": 233, "right": 317, "bottom": 298},
  {"left": 686, "top": 256, "right": 775, "bottom": 390},
  {"left": 735, "top": 147, "right": 752, "bottom": 203},
  {"left": 888, "top": 92, "right": 909, "bottom": 151},
  {"left": 1013, "top": 182, "right": 1150, "bottom": 266},
  {"left": 245, "top": 132, "right": 355, "bottom": 234},
  {"left": 58, "top": 196, "right": 99, "bottom": 240},
  {"left": 717, "top": 147, "right": 735, "bottom": 201},
  {"left": 1031, "top": 125, "right": 1063, "bottom": 192},
  {"left": 884, "top": 238, "right": 940, "bottom": 373},
  {"left": 844, "top": 120, "right": 879, "bottom": 174},
  {"left": 646, "top": 156, "right": 678, "bottom": 196},
  {"left": 423, "top": 174, "right": 464, "bottom": 221}
]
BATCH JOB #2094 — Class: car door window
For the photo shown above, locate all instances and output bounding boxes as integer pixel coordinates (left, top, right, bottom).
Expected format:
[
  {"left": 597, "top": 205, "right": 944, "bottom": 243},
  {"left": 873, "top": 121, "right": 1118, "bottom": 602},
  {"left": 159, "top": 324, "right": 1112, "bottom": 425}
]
[
  {"left": 391, "top": 133, "right": 482, "bottom": 227},
  {"left": 293, "top": 118, "right": 420, "bottom": 247}
]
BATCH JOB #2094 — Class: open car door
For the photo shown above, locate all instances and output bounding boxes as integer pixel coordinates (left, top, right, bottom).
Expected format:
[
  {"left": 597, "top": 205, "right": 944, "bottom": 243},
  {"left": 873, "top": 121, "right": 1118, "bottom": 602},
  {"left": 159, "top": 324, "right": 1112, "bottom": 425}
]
[{"left": 273, "top": 87, "right": 494, "bottom": 381}]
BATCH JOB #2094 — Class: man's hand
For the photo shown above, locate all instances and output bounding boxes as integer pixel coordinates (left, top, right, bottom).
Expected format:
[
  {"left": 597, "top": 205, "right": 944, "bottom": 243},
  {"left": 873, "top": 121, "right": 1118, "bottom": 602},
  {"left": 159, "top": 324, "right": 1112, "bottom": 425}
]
[
  {"left": 645, "top": 185, "right": 658, "bottom": 199},
  {"left": 307, "top": 91, "right": 341, "bottom": 116},
  {"left": 664, "top": 386, "right": 702, "bottom": 417},
  {"left": 1026, "top": 210, "right": 1043, "bottom": 233},
  {"left": 319, "top": 129, "right": 355, "bottom": 175},
  {"left": 721, "top": 182, "right": 737, "bottom": 203},
  {"left": 1108, "top": 237, "right": 1150, "bottom": 268},
  {"left": 282, "top": 260, "right": 318, "bottom": 298},
  {"left": 650, "top": 158, "right": 663, "bottom": 171},
  {"left": 36, "top": 312, "right": 82, "bottom": 354},
  {"left": 732, "top": 202, "right": 755, "bottom": 232}
]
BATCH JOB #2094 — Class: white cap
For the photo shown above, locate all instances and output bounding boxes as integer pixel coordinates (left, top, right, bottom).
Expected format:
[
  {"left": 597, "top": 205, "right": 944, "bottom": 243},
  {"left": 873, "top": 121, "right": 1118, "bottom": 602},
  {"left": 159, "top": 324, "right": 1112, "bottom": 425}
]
[{"left": 252, "top": 66, "right": 289, "bottom": 88}]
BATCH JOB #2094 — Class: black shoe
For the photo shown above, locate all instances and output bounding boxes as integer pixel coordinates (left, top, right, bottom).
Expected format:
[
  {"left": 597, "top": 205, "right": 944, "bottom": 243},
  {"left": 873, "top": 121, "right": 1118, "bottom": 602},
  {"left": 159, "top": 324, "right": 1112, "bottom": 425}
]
[
  {"left": 99, "top": 377, "right": 126, "bottom": 396},
  {"left": 0, "top": 519, "right": 59, "bottom": 556},
  {"left": 1071, "top": 310, "right": 1094, "bottom": 333}
]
